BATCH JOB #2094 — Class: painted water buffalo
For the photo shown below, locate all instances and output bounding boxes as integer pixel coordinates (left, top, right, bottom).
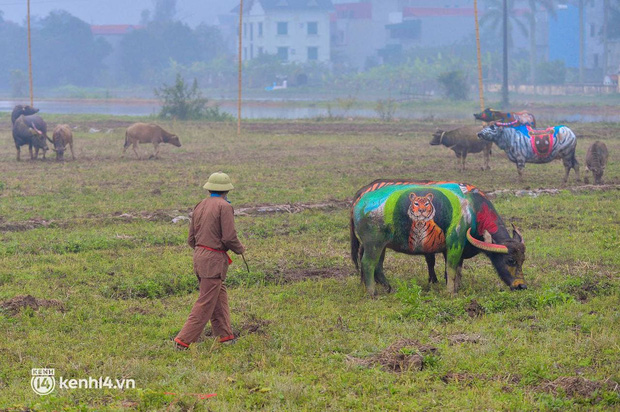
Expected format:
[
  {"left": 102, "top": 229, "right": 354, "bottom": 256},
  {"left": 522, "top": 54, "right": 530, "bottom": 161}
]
[
  {"left": 584, "top": 141, "right": 608, "bottom": 185},
  {"left": 350, "top": 180, "right": 526, "bottom": 296},
  {"left": 430, "top": 125, "right": 492, "bottom": 171},
  {"left": 478, "top": 124, "right": 580, "bottom": 183},
  {"left": 49, "top": 124, "right": 75, "bottom": 161},
  {"left": 11, "top": 104, "right": 49, "bottom": 161},
  {"left": 122, "top": 123, "right": 181, "bottom": 159},
  {"left": 474, "top": 108, "right": 536, "bottom": 127}
]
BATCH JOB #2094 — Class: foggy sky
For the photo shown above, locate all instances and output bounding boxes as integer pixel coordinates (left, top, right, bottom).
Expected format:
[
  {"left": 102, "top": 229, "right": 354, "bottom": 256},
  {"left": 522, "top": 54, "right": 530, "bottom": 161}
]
[{"left": 0, "top": 0, "right": 239, "bottom": 26}]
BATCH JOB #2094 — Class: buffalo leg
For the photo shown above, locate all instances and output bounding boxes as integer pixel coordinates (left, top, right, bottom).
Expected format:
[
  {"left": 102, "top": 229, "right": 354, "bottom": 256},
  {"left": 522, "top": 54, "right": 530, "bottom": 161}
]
[
  {"left": 483, "top": 146, "right": 491, "bottom": 170},
  {"left": 361, "top": 245, "right": 383, "bottom": 296},
  {"left": 28, "top": 145, "right": 34, "bottom": 160},
  {"left": 461, "top": 152, "right": 467, "bottom": 172},
  {"left": 516, "top": 161, "right": 525, "bottom": 182},
  {"left": 16, "top": 145, "right": 21, "bottom": 161},
  {"left": 425, "top": 254, "right": 438, "bottom": 283},
  {"left": 132, "top": 143, "right": 141, "bottom": 159},
  {"left": 374, "top": 248, "right": 391, "bottom": 292},
  {"left": 69, "top": 143, "right": 75, "bottom": 160},
  {"left": 152, "top": 142, "right": 160, "bottom": 159},
  {"left": 445, "top": 250, "right": 464, "bottom": 296}
]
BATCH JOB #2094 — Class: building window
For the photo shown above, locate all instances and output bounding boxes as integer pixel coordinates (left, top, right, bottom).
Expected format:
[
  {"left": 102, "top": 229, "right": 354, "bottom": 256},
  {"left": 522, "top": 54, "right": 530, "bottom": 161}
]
[
  {"left": 308, "top": 47, "right": 318, "bottom": 61},
  {"left": 307, "top": 21, "right": 318, "bottom": 35},
  {"left": 590, "top": 23, "right": 595, "bottom": 37},
  {"left": 258, "top": 46, "right": 263, "bottom": 55},
  {"left": 243, "top": 23, "right": 247, "bottom": 38},
  {"left": 243, "top": 47, "right": 247, "bottom": 60},
  {"left": 258, "top": 22, "right": 263, "bottom": 37},
  {"left": 277, "top": 22, "right": 288, "bottom": 35},
  {"left": 250, "top": 23, "right": 253, "bottom": 41},
  {"left": 277, "top": 47, "right": 288, "bottom": 61},
  {"left": 250, "top": 45, "right": 254, "bottom": 59}
]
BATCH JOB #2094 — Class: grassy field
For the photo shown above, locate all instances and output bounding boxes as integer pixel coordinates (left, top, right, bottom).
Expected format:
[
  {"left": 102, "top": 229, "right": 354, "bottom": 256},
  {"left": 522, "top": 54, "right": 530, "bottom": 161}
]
[{"left": 0, "top": 115, "right": 619, "bottom": 411}]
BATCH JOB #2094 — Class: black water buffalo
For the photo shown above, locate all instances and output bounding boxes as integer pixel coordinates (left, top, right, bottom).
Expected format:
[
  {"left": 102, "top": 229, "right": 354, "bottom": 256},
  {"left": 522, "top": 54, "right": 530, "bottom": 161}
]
[
  {"left": 11, "top": 105, "right": 49, "bottom": 161},
  {"left": 430, "top": 125, "right": 492, "bottom": 171}
]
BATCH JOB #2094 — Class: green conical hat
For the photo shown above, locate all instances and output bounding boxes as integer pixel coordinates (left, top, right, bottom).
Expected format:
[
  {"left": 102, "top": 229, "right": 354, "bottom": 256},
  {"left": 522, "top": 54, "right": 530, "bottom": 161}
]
[{"left": 203, "top": 172, "right": 234, "bottom": 191}]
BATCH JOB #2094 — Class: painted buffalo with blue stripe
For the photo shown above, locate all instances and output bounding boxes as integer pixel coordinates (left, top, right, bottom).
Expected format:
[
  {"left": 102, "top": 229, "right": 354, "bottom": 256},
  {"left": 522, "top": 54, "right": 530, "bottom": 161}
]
[
  {"left": 350, "top": 180, "right": 526, "bottom": 296},
  {"left": 478, "top": 124, "right": 580, "bottom": 183}
]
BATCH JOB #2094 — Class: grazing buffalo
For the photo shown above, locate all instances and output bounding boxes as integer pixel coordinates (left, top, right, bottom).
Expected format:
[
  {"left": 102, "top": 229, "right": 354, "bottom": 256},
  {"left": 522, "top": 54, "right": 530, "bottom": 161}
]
[
  {"left": 584, "top": 141, "right": 609, "bottom": 185},
  {"left": 122, "top": 123, "right": 182, "bottom": 159},
  {"left": 478, "top": 124, "right": 580, "bottom": 183},
  {"left": 474, "top": 108, "right": 536, "bottom": 127},
  {"left": 49, "top": 124, "right": 75, "bottom": 161},
  {"left": 351, "top": 180, "right": 526, "bottom": 296},
  {"left": 11, "top": 105, "right": 49, "bottom": 161},
  {"left": 430, "top": 125, "right": 492, "bottom": 171}
]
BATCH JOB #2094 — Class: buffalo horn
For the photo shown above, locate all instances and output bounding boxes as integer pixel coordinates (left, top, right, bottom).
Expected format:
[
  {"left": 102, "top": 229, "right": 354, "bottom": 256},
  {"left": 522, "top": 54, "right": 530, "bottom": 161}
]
[{"left": 467, "top": 228, "right": 508, "bottom": 254}]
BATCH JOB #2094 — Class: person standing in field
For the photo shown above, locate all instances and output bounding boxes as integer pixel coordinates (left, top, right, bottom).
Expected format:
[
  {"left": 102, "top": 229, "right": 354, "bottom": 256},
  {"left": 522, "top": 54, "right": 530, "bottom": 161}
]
[{"left": 174, "top": 172, "right": 245, "bottom": 350}]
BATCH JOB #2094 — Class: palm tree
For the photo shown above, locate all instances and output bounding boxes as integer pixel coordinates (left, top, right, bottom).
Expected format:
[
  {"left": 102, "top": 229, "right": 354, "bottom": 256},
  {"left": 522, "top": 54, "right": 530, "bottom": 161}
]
[
  {"left": 523, "top": 0, "right": 555, "bottom": 84},
  {"left": 480, "top": 0, "right": 529, "bottom": 48}
]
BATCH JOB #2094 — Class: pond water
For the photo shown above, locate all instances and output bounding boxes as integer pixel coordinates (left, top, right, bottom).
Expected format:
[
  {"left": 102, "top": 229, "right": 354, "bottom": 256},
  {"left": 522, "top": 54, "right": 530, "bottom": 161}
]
[{"left": 1, "top": 99, "right": 619, "bottom": 123}]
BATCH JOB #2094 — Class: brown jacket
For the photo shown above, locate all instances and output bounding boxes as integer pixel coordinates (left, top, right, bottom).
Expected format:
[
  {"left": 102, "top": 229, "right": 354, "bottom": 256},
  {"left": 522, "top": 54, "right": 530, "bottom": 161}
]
[{"left": 188, "top": 196, "right": 245, "bottom": 279}]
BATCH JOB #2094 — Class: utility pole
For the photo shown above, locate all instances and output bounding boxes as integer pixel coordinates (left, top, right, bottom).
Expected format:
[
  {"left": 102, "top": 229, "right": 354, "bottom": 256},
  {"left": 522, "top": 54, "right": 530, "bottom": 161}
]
[
  {"left": 27, "top": 0, "right": 34, "bottom": 106},
  {"left": 502, "top": 0, "right": 509, "bottom": 108},
  {"left": 579, "top": 0, "right": 585, "bottom": 83},
  {"left": 474, "top": 0, "right": 485, "bottom": 111},
  {"left": 237, "top": 0, "right": 244, "bottom": 136}
]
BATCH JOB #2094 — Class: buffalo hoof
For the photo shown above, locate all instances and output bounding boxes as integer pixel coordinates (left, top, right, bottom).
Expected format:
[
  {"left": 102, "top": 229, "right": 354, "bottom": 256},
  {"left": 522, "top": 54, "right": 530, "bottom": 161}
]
[{"left": 511, "top": 284, "right": 527, "bottom": 290}]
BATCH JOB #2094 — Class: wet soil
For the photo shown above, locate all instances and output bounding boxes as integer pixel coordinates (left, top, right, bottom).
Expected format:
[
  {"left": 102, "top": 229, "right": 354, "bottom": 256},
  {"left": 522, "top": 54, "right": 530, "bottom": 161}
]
[
  {"left": 2, "top": 184, "right": 618, "bottom": 233},
  {"left": 0, "top": 295, "right": 65, "bottom": 315},
  {"left": 347, "top": 339, "right": 438, "bottom": 373}
]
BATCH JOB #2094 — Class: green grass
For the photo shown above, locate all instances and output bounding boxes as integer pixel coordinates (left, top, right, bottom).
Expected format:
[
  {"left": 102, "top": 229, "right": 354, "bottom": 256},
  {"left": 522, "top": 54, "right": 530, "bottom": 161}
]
[{"left": 0, "top": 118, "right": 619, "bottom": 410}]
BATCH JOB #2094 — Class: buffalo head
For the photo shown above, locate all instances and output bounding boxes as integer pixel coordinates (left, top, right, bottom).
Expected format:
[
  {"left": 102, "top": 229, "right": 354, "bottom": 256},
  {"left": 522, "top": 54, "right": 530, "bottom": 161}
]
[
  {"left": 11, "top": 104, "right": 40, "bottom": 124},
  {"left": 474, "top": 108, "right": 496, "bottom": 122},
  {"left": 467, "top": 225, "right": 527, "bottom": 290},
  {"left": 477, "top": 124, "right": 502, "bottom": 142},
  {"left": 167, "top": 135, "right": 182, "bottom": 147},
  {"left": 429, "top": 130, "right": 445, "bottom": 146}
]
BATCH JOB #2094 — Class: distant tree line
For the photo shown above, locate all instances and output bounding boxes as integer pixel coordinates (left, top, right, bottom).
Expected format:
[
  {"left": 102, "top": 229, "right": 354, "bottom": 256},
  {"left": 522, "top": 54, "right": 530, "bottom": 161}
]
[{"left": 0, "top": 8, "right": 229, "bottom": 92}]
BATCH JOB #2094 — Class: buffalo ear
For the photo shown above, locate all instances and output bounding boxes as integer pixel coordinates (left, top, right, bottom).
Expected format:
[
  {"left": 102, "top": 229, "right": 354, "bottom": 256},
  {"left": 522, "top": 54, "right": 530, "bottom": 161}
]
[
  {"left": 483, "top": 230, "right": 493, "bottom": 244},
  {"left": 409, "top": 192, "right": 416, "bottom": 201},
  {"left": 425, "top": 193, "right": 434, "bottom": 201},
  {"left": 511, "top": 223, "right": 524, "bottom": 244}
]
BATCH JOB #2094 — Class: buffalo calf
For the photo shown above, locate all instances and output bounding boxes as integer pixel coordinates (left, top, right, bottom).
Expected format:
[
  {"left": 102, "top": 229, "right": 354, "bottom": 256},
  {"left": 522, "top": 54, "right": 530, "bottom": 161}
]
[
  {"left": 123, "top": 123, "right": 181, "bottom": 159},
  {"left": 584, "top": 141, "right": 608, "bottom": 185}
]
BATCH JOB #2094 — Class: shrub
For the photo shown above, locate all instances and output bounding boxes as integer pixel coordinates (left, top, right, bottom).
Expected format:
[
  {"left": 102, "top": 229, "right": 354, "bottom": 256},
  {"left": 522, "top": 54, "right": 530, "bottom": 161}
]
[
  {"left": 155, "top": 73, "right": 231, "bottom": 121},
  {"left": 437, "top": 70, "right": 469, "bottom": 100}
]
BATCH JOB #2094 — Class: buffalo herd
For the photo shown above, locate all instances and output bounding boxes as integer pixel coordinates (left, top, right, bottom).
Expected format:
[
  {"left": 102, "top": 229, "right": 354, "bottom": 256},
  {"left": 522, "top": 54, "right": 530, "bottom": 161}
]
[{"left": 8, "top": 104, "right": 182, "bottom": 162}]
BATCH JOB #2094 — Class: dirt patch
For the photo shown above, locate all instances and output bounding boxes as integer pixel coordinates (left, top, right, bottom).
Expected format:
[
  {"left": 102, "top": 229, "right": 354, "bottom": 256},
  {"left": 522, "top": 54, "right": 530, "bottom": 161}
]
[
  {"left": 235, "top": 200, "right": 350, "bottom": 216},
  {"left": 203, "top": 314, "right": 271, "bottom": 339},
  {"left": 537, "top": 376, "right": 619, "bottom": 400},
  {"left": 347, "top": 339, "right": 438, "bottom": 373},
  {"left": 269, "top": 267, "right": 350, "bottom": 284},
  {"left": 447, "top": 333, "right": 483, "bottom": 345},
  {"left": 441, "top": 372, "right": 521, "bottom": 386},
  {"left": 241, "top": 121, "right": 433, "bottom": 135},
  {"left": 486, "top": 184, "right": 620, "bottom": 199},
  {"left": 465, "top": 299, "right": 485, "bottom": 318},
  {"left": 0, "top": 295, "right": 65, "bottom": 316}
]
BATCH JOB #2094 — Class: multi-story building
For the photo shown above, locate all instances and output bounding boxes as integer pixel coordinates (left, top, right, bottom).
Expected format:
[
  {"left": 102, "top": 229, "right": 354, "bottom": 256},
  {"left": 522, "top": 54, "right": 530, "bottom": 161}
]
[{"left": 240, "top": 0, "right": 333, "bottom": 64}]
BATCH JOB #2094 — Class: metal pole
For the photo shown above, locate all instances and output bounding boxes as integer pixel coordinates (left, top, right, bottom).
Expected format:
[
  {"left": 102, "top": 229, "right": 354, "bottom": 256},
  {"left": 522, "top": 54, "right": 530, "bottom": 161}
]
[
  {"left": 474, "top": 0, "right": 485, "bottom": 111},
  {"left": 502, "top": 0, "right": 509, "bottom": 109},
  {"left": 237, "top": 0, "right": 244, "bottom": 136},
  {"left": 27, "top": 0, "right": 34, "bottom": 106}
]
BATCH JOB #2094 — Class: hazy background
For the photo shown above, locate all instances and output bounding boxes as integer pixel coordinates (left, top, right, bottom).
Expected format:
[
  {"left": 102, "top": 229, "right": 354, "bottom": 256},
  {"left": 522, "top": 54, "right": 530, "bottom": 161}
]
[{"left": 0, "top": 0, "right": 237, "bottom": 26}]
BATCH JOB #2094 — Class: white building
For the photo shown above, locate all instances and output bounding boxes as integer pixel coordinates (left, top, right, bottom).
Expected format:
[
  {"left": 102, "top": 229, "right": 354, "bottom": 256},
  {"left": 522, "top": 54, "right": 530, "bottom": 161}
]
[{"left": 240, "top": 0, "right": 333, "bottom": 64}]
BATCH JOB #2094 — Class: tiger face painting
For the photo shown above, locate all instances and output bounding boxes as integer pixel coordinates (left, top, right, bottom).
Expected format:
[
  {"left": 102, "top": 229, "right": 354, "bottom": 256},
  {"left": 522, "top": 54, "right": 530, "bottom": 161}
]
[{"left": 407, "top": 193, "right": 446, "bottom": 253}]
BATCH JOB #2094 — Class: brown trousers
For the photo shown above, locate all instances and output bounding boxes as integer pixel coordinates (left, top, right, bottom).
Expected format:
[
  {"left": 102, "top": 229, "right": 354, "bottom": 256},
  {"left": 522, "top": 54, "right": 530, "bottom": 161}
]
[{"left": 175, "top": 276, "right": 233, "bottom": 344}]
